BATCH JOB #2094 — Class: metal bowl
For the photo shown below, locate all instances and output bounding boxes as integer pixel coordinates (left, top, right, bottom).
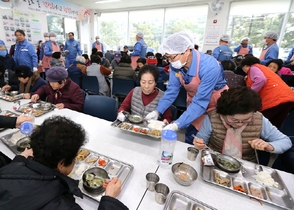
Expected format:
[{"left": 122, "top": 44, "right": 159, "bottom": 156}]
[
  {"left": 82, "top": 167, "right": 110, "bottom": 194},
  {"left": 10, "top": 91, "right": 19, "bottom": 96},
  {"left": 128, "top": 114, "right": 143, "bottom": 124},
  {"left": 16, "top": 136, "right": 31, "bottom": 152},
  {"left": 40, "top": 102, "right": 52, "bottom": 111},
  {"left": 31, "top": 103, "right": 40, "bottom": 109},
  {"left": 171, "top": 162, "right": 198, "bottom": 186},
  {"left": 215, "top": 154, "right": 241, "bottom": 173}
]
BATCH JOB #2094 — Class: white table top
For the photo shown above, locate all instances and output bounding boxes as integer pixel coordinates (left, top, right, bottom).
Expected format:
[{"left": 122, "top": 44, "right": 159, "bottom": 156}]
[{"left": 1, "top": 99, "right": 294, "bottom": 210}]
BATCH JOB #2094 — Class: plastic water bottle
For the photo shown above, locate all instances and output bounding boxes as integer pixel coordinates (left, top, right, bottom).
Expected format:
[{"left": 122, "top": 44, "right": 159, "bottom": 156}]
[{"left": 158, "top": 130, "right": 177, "bottom": 169}]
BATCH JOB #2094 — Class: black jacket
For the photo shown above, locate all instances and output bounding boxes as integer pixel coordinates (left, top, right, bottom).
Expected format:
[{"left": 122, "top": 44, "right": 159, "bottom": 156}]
[
  {"left": 0, "top": 68, "right": 19, "bottom": 89},
  {"left": 0, "top": 156, "right": 129, "bottom": 210},
  {"left": 0, "top": 54, "right": 16, "bottom": 71}
]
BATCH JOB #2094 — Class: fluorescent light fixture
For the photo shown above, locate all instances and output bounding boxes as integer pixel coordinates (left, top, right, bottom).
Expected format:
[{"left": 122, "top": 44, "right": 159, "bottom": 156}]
[{"left": 95, "top": 0, "right": 121, "bottom": 3}]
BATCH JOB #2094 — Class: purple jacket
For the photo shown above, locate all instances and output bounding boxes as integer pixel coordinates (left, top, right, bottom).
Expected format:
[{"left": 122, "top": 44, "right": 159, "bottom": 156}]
[{"left": 34, "top": 79, "right": 84, "bottom": 112}]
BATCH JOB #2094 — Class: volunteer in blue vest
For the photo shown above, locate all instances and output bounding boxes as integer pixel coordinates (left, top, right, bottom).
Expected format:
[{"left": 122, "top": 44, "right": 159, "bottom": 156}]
[
  {"left": 212, "top": 34, "right": 233, "bottom": 62},
  {"left": 234, "top": 37, "right": 253, "bottom": 56},
  {"left": 259, "top": 31, "right": 279, "bottom": 65},
  {"left": 130, "top": 32, "right": 147, "bottom": 69},
  {"left": 145, "top": 31, "right": 228, "bottom": 144},
  {"left": 43, "top": 32, "right": 60, "bottom": 73},
  {"left": 14, "top": 29, "right": 38, "bottom": 72},
  {"left": 64, "top": 32, "right": 82, "bottom": 68},
  {"left": 92, "top": 36, "right": 104, "bottom": 54}
]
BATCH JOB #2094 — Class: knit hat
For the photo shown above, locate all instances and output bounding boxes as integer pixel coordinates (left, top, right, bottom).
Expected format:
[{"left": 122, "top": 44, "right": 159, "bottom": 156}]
[
  {"left": 46, "top": 67, "right": 68, "bottom": 82},
  {"left": 15, "top": 65, "right": 33, "bottom": 78},
  {"left": 114, "top": 51, "right": 121, "bottom": 61}
]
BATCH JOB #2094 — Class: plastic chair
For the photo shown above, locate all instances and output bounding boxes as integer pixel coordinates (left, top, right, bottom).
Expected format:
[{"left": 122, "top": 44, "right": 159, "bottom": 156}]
[
  {"left": 111, "top": 78, "right": 135, "bottom": 97},
  {"left": 156, "top": 81, "right": 166, "bottom": 91},
  {"left": 173, "top": 87, "right": 187, "bottom": 108},
  {"left": 68, "top": 73, "right": 82, "bottom": 88},
  {"left": 82, "top": 75, "right": 99, "bottom": 95},
  {"left": 280, "top": 110, "right": 294, "bottom": 136},
  {"left": 83, "top": 95, "right": 117, "bottom": 122}
]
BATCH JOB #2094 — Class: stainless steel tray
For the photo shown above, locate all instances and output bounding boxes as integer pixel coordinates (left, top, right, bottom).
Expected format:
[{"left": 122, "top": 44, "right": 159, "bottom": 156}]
[
  {"left": 200, "top": 150, "right": 294, "bottom": 210},
  {"left": 16, "top": 102, "right": 54, "bottom": 117},
  {"left": 111, "top": 119, "right": 161, "bottom": 139},
  {"left": 163, "top": 190, "right": 217, "bottom": 210},
  {"left": 71, "top": 148, "right": 134, "bottom": 203},
  {"left": 0, "top": 93, "right": 23, "bottom": 102},
  {"left": 0, "top": 110, "right": 19, "bottom": 132},
  {"left": 0, "top": 130, "right": 29, "bottom": 155}
]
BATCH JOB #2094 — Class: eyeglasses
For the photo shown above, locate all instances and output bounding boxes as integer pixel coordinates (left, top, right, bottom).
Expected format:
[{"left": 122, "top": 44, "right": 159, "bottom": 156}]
[
  {"left": 163, "top": 54, "right": 179, "bottom": 62},
  {"left": 224, "top": 115, "right": 253, "bottom": 124}
]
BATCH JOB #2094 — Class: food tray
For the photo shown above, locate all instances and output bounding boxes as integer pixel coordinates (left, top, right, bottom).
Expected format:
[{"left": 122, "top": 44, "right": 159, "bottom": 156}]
[
  {"left": 111, "top": 119, "right": 162, "bottom": 139},
  {"left": 0, "top": 130, "right": 28, "bottom": 155},
  {"left": 16, "top": 102, "right": 54, "bottom": 117},
  {"left": 0, "top": 110, "right": 19, "bottom": 132},
  {"left": 163, "top": 190, "right": 217, "bottom": 210},
  {"left": 0, "top": 93, "right": 23, "bottom": 102},
  {"left": 70, "top": 148, "right": 133, "bottom": 203},
  {"left": 200, "top": 150, "right": 294, "bottom": 210}
]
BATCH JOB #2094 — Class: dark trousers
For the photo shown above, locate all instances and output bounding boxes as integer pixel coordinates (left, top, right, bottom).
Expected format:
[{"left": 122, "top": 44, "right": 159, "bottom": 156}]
[{"left": 261, "top": 102, "right": 294, "bottom": 129}]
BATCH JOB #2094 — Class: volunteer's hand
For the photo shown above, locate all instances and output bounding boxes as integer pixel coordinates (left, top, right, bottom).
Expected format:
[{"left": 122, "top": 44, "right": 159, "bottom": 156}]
[
  {"left": 248, "top": 139, "right": 274, "bottom": 152},
  {"left": 38, "top": 60, "right": 42, "bottom": 66},
  {"left": 117, "top": 112, "right": 126, "bottom": 122},
  {"left": 104, "top": 177, "right": 122, "bottom": 198},
  {"left": 33, "top": 67, "right": 38, "bottom": 72},
  {"left": 15, "top": 115, "right": 34, "bottom": 128},
  {"left": 145, "top": 110, "right": 159, "bottom": 120},
  {"left": 193, "top": 137, "right": 207, "bottom": 150},
  {"left": 31, "top": 94, "right": 39, "bottom": 102},
  {"left": 55, "top": 103, "right": 64, "bottom": 109},
  {"left": 163, "top": 123, "right": 178, "bottom": 131}
]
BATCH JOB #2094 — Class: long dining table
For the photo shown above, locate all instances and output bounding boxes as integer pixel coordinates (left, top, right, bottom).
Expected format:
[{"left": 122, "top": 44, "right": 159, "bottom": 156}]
[{"left": 0, "top": 99, "right": 293, "bottom": 210}]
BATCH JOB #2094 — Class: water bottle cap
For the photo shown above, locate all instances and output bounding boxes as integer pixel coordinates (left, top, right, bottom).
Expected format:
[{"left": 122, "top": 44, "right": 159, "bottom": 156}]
[
  {"left": 161, "top": 130, "right": 177, "bottom": 141},
  {"left": 20, "top": 121, "right": 34, "bottom": 135}
]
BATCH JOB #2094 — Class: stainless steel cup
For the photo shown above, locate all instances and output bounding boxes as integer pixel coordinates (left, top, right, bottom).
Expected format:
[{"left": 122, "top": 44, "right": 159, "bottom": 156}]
[
  {"left": 146, "top": 173, "right": 160, "bottom": 191},
  {"left": 154, "top": 183, "right": 170, "bottom": 204},
  {"left": 187, "top": 147, "right": 199, "bottom": 161}
]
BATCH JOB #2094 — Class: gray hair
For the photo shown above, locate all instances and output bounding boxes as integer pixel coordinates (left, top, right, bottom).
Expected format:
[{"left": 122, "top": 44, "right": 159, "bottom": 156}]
[{"left": 76, "top": 56, "right": 86, "bottom": 63}]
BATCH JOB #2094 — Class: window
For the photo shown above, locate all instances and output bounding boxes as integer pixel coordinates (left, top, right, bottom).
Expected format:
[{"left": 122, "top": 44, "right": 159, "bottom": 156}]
[
  {"left": 129, "top": 9, "right": 164, "bottom": 51},
  {"left": 164, "top": 6, "right": 208, "bottom": 48},
  {"left": 47, "top": 15, "right": 64, "bottom": 44},
  {"left": 227, "top": 1, "right": 290, "bottom": 58},
  {"left": 97, "top": 12, "right": 128, "bottom": 51}
]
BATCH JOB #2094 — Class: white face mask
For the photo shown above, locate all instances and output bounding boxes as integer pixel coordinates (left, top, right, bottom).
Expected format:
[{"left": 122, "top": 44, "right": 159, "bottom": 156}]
[
  {"left": 50, "top": 37, "right": 56, "bottom": 41},
  {"left": 262, "top": 39, "right": 267, "bottom": 45},
  {"left": 44, "top": 37, "right": 49, "bottom": 41},
  {"left": 170, "top": 55, "right": 187, "bottom": 69}
]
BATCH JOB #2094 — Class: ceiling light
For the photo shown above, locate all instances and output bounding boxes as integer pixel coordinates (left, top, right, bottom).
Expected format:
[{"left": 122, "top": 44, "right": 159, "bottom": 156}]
[{"left": 95, "top": 0, "right": 121, "bottom": 3}]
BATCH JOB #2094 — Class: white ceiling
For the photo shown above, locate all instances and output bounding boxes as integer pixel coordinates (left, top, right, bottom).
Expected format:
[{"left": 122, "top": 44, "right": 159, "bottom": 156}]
[{"left": 66, "top": 0, "right": 207, "bottom": 12}]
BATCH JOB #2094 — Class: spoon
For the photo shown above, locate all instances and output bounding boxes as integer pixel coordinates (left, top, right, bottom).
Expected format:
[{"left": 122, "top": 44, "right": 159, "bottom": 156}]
[{"left": 191, "top": 134, "right": 217, "bottom": 154}]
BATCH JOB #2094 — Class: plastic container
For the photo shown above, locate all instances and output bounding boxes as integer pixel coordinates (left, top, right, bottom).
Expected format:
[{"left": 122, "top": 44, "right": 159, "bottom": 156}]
[
  {"left": 19, "top": 121, "right": 34, "bottom": 135},
  {"left": 158, "top": 130, "right": 177, "bottom": 169}
]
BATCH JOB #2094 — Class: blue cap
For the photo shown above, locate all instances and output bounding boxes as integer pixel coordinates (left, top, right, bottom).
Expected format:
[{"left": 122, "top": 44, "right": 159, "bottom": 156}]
[
  {"left": 161, "top": 130, "right": 177, "bottom": 141},
  {"left": 19, "top": 121, "right": 34, "bottom": 135}
]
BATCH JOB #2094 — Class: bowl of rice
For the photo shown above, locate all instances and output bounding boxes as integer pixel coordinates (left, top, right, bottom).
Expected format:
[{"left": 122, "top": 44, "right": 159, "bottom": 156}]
[{"left": 148, "top": 120, "right": 165, "bottom": 131}]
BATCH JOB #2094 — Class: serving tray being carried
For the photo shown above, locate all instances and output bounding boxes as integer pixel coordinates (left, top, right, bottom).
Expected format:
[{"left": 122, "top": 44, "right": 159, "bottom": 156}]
[
  {"left": 200, "top": 150, "right": 294, "bottom": 210},
  {"left": 15, "top": 101, "right": 54, "bottom": 117},
  {"left": 163, "top": 190, "right": 217, "bottom": 210},
  {"left": 71, "top": 148, "right": 134, "bottom": 203},
  {"left": 111, "top": 119, "right": 163, "bottom": 139},
  {"left": 0, "top": 93, "right": 24, "bottom": 102},
  {"left": 0, "top": 131, "right": 134, "bottom": 203}
]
